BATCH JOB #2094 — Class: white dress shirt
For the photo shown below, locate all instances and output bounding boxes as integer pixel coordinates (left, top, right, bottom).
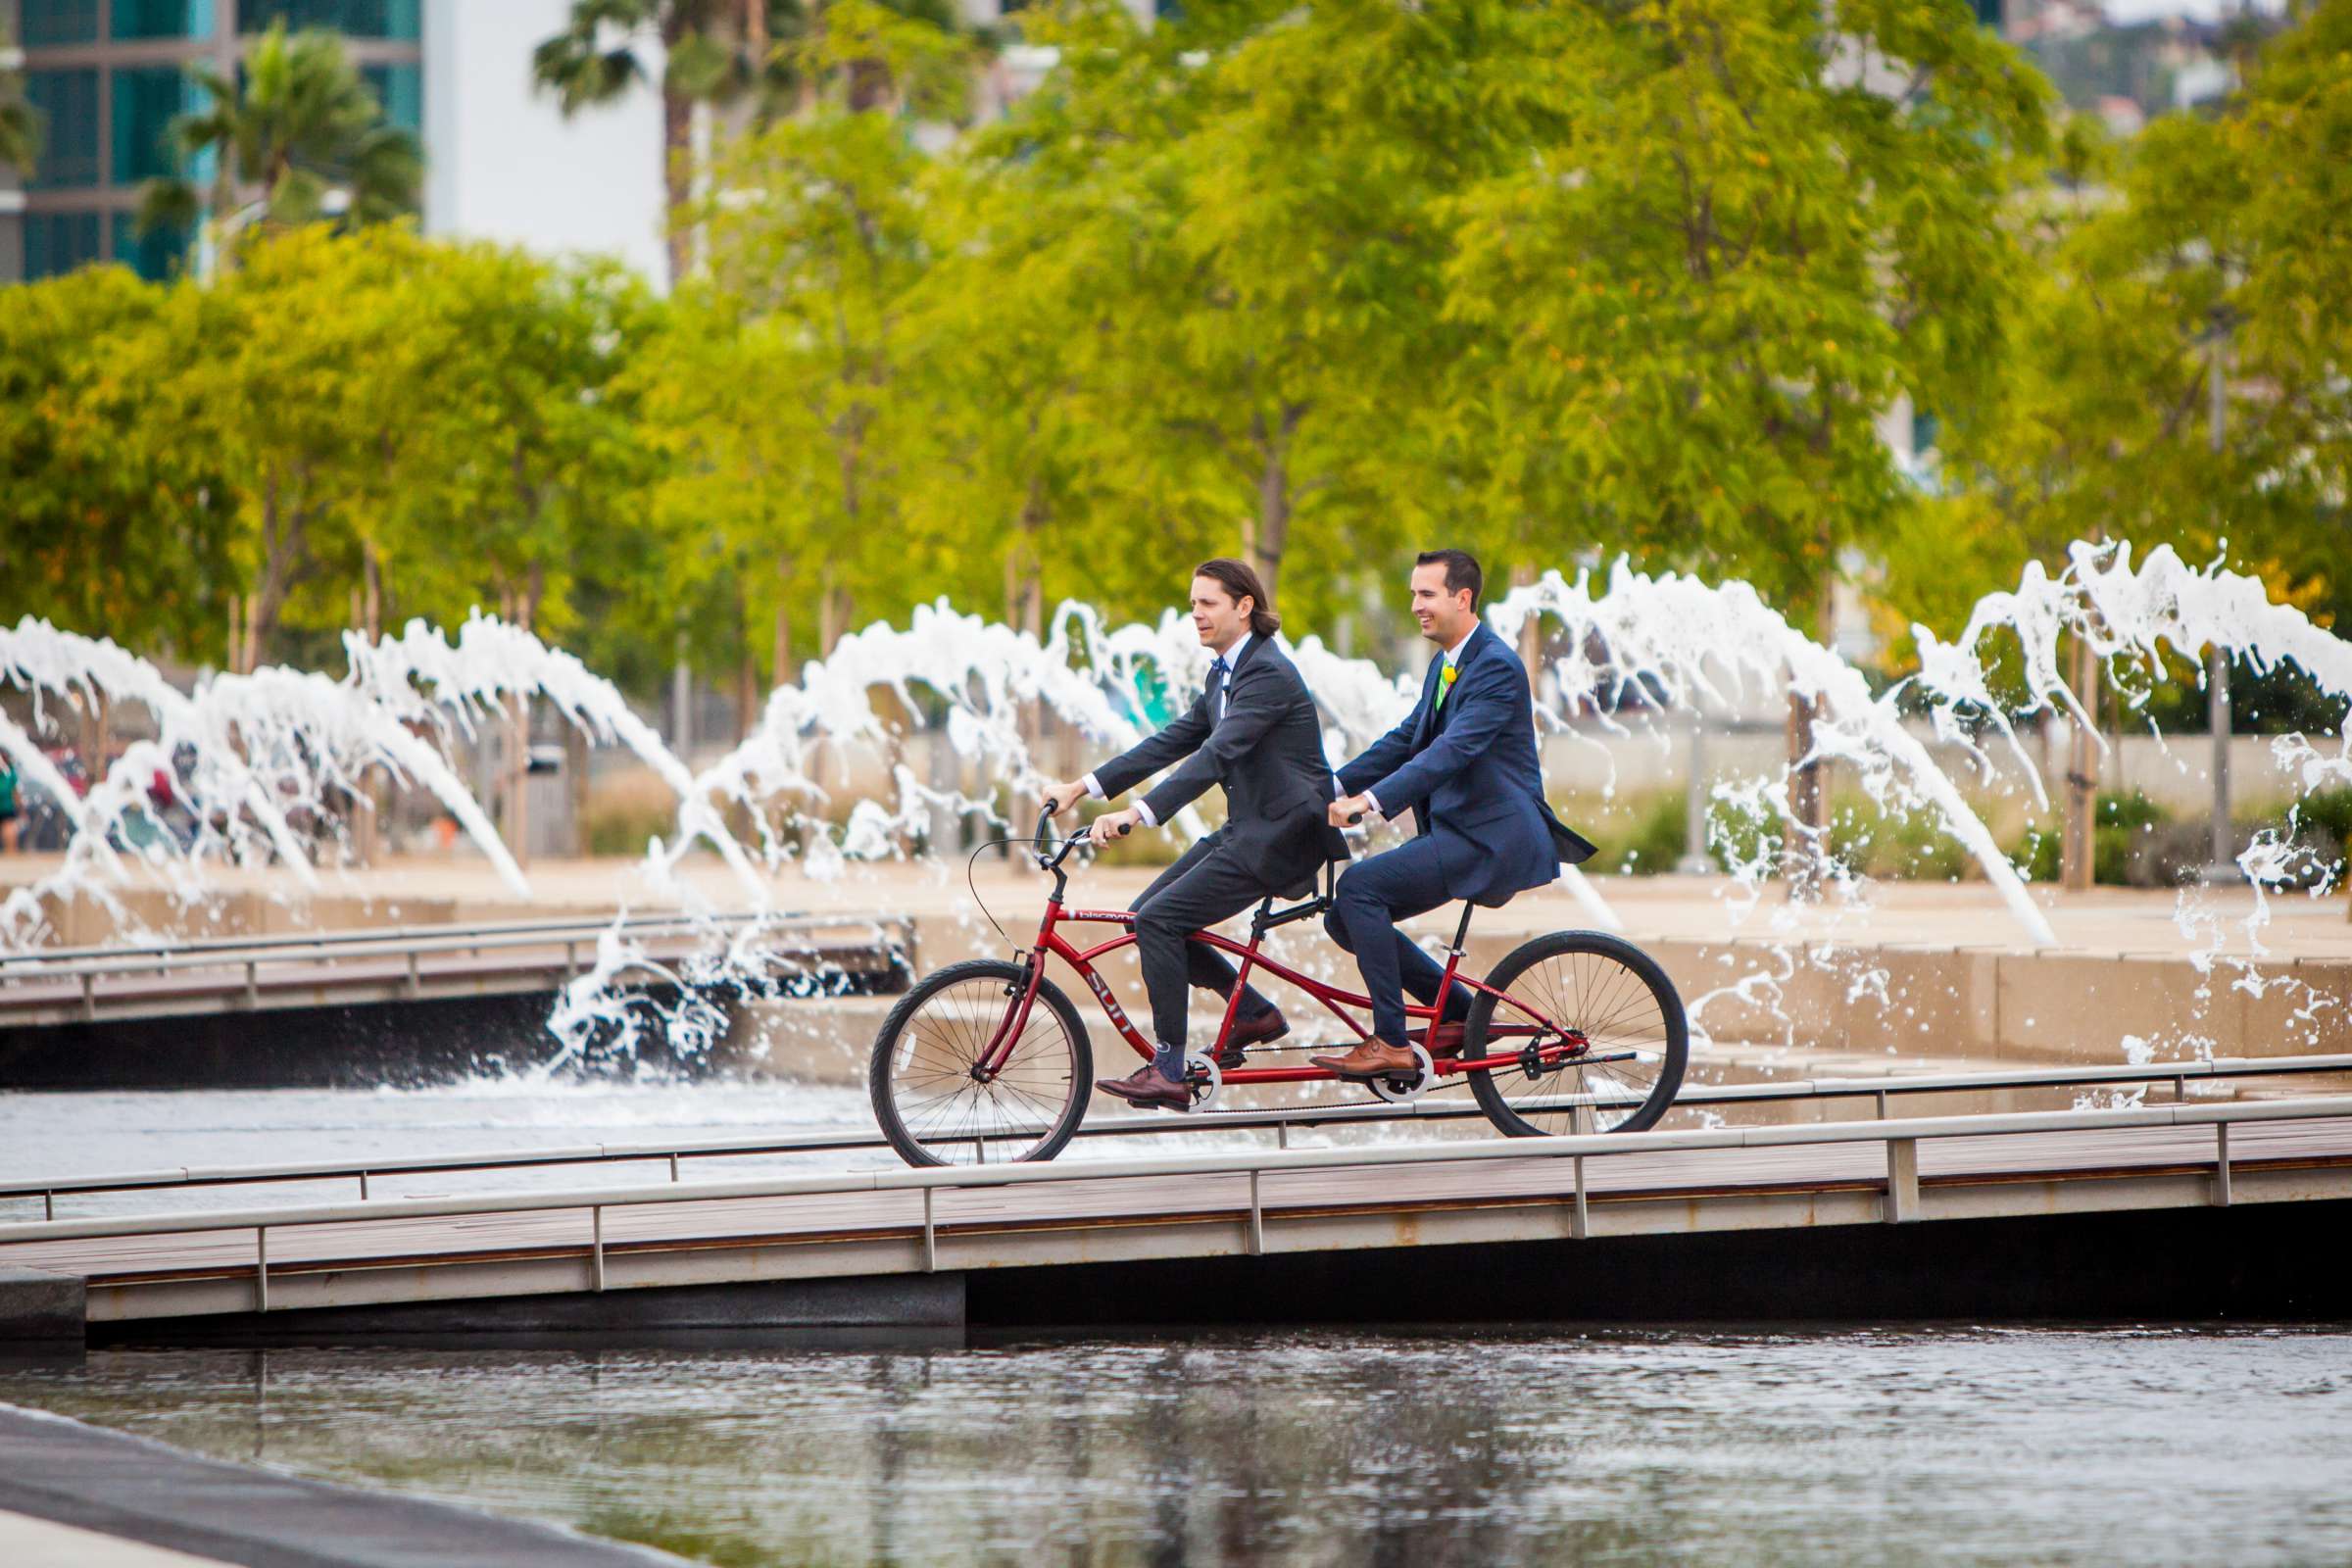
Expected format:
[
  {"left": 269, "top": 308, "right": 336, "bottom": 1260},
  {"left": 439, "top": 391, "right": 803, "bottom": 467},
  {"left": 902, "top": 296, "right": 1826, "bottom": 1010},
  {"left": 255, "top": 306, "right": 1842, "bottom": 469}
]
[
  {"left": 1084, "top": 634, "right": 1252, "bottom": 828},
  {"left": 1361, "top": 626, "right": 1474, "bottom": 821}
]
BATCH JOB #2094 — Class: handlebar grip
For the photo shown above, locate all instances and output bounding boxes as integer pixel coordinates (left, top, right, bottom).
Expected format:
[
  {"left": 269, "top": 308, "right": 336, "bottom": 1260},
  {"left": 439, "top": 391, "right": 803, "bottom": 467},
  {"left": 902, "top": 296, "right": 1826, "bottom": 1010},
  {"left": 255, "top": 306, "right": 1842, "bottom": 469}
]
[
  {"left": 1115, "top": 819, "right": 1132, "bottom": 837},
  {"left": 1347, "top": 812, "right": 1365, "bottom": 826}
]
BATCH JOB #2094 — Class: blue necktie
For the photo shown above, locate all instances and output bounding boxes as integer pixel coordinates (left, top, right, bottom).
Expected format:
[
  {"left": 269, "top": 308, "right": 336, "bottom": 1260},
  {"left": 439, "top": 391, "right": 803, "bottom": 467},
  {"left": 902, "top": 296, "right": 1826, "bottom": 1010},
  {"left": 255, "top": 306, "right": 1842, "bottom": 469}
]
[{"left": 1208, "top": 656, "right": 1230, "bottom": 720}]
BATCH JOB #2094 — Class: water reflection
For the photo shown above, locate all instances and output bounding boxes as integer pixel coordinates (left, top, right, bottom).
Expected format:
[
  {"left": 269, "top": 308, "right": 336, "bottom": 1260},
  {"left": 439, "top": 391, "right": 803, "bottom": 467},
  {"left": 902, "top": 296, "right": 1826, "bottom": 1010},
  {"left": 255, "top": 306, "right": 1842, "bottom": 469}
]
[{"left": 3, "top": 1327, "right": 2350, "bottom": 1566}]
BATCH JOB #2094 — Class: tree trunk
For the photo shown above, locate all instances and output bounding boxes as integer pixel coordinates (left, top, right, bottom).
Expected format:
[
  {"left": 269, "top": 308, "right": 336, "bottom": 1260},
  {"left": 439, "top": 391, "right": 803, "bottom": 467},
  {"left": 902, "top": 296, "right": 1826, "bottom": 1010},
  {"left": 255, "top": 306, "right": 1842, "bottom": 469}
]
[
  {"left": 1782, "top": 570, "right": 1835, "bottom": 900},
  {"left": 735, "top": 604, "right": 760, "bottom": 745},
  {"left": 503, "top": 575, "right": 542, "bottom": 866},
  {"left": 662, "top": 84, "right": 695, "bottom": 288},
  {"left": 1781, "top": 687, "right": 1827, "bottom": 899},
  {"left": 771, "top": 584, "right": 792, "bottom": 700},
  {"left": 2061, "top": 629, "right": 2098, "bottom": 893},
  {"left": 506, "top": 690, "right": 532, "bottom": 866},
  {"left": 79, "top": 693, "right": 108, "bottom": 792},
  {"left": 1251, "top": 434, "right": 1292, "bottom": 603},
  {"left": 566, "top": 721, "right": 591, "bottom": 858},
  {"left": 819, "top": 581, "right": 855, "bottom": 656},
  {"left": 1511, "top": 562, "right": 1541, "bottom": 682},
  {"left": 362, "top": 541, "right": 383, "bottom": 642},
  {"left": 353, "top": 541, "right": 388, "bottom": 866}
]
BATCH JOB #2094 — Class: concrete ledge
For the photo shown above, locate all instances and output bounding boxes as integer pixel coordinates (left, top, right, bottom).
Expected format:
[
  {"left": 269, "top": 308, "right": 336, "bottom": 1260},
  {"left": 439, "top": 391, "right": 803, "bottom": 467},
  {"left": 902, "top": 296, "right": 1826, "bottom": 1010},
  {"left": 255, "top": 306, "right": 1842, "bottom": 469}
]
[
  {"left": 0, "top": 1403, "right": 681, "bottom": 1566},
  {"left": 0, "top": 1268, "right": 83, "bottom": 1344}
]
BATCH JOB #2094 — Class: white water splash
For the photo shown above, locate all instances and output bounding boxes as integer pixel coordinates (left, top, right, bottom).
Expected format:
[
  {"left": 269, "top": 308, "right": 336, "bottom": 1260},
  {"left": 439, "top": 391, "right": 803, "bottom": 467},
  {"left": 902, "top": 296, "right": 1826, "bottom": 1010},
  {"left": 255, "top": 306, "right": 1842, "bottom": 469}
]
[{"left": 1488, "top": 560, "right": 2059, "bottom": 947}]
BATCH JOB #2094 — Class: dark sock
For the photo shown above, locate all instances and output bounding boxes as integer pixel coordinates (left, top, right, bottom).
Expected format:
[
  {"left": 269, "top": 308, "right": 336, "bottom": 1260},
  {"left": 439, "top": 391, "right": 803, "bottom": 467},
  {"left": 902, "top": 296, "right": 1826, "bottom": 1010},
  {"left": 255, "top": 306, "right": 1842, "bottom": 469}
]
[{"left": 1151, "top": 1043, "right": 1187, "bottom": 1083}]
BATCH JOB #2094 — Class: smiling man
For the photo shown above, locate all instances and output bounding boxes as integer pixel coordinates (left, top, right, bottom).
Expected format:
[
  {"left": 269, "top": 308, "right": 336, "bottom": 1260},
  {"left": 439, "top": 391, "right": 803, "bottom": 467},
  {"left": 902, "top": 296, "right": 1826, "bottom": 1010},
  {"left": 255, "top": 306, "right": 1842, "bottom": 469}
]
[
  {"left": 1041, "top": 560, "right": 1346, "bottom": 1110},
  {"left": 1311, "top": 549, "right": 1598, "bottom": 1082}
]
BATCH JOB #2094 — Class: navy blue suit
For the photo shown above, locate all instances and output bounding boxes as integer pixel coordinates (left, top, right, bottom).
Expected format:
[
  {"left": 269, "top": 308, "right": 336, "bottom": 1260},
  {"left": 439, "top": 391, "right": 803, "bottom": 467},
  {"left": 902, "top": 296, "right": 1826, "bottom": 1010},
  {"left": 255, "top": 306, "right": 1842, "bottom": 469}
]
[{"left": 1327, "top": 622, "right": 1597, "bottom": 1044}]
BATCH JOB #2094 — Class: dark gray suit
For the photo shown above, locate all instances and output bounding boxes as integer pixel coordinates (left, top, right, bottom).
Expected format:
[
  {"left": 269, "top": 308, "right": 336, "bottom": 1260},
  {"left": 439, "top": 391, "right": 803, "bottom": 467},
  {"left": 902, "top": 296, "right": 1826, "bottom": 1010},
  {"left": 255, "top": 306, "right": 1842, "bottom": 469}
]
[{"left": 1092, "top": 635, "right": 1346, "bottom": 1058}]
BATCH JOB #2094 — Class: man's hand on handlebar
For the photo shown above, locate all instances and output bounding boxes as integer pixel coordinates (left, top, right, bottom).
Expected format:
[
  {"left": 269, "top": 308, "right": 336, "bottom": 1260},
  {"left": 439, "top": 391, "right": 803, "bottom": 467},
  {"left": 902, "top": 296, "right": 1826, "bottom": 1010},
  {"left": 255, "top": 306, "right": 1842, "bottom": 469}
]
[
  {"left": 1329, "top": 791, "right": 1379, "bottom": 830},
  {"left": 1087, "top": 807, "right": 1143, "bottom": 847},
  {"left": 1040, "top": 779, "right": 1089, "bottom": 818}
]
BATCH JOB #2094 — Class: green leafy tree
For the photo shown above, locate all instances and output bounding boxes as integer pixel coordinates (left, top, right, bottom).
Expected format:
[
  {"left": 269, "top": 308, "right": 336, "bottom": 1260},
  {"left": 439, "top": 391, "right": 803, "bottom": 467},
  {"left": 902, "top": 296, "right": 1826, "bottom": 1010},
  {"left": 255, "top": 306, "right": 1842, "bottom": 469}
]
[
  {"left": 979, "top": 0, "right": 1500, "bottom": 618},
  {"left": 534, "top": 0, "right": 982, "bottom": 288},
  {"left": 1443, "top": 0, "right": 2051, "bottom": 627},
  {"left": 695, "top": 75, "right": 944, "bottom": 654},
  {"left": 1436, "top": 0, "right": 2050, "bottom": 876},
  {"left": 1, "top": 25, "right": 40, "bottom": 181},
  {"left": 0, "top": 269, "right": 236, "bottom": 661},
  {"left": 1919, "top": 3, "right": 2352, "bottom": 896},
  {"left": 902, "top": 19, "right": 1188, "bottom": 638},
  {"left": 136, "top": 23, "right": 421, "bottom": 269}
]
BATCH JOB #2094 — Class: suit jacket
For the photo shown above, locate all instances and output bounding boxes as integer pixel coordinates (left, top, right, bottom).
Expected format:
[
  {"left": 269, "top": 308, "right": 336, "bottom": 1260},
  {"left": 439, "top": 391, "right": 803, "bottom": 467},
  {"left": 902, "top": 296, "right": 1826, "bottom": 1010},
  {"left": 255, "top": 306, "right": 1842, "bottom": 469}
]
[
  {"left": 1337, "top": 621, "right": 1598, "bottom": 906},
  {"left": 1093, "top": 636, "right": 1348, "bottom": 893}
]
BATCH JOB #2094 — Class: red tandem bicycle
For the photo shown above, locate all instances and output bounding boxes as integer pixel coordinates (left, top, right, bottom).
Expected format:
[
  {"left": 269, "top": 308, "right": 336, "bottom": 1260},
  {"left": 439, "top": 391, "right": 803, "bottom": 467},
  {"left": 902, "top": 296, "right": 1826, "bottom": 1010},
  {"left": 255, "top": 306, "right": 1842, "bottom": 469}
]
[{"left": 868, "top": 813, "right": 1689, "bottom": 1167}]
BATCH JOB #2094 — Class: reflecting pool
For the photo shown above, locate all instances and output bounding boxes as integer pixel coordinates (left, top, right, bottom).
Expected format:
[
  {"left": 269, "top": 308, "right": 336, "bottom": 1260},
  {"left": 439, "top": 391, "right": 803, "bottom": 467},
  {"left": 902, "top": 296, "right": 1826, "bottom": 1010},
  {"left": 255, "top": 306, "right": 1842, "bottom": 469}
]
[{"left": 6, "top": 1326, "right": 2351, "bottom": 1565}]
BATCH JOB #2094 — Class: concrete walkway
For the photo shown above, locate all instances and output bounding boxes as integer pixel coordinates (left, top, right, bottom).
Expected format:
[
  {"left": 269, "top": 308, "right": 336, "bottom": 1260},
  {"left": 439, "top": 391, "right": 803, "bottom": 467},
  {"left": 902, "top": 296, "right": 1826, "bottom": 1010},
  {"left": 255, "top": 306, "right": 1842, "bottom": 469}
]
[
  {"left": 0, "top": 1404, "right": 681, "bottom": 1567},
  {"left": 6, "top": 850, "right": 2345, "bottom": 959}
]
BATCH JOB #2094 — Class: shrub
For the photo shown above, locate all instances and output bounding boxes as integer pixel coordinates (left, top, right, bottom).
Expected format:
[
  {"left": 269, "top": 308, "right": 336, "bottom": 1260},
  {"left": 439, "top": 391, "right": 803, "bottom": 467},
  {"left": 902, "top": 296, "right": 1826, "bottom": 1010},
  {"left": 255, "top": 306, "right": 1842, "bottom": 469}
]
[
  {"left": 2295, "top": 787, "right": 2352, "bottom": 848},
  {"left": 583, "top": 779, "right": 679, "bottom": 858},
  {"left": 2093, "top": 790, "right": 2167, "bottom": 885}
]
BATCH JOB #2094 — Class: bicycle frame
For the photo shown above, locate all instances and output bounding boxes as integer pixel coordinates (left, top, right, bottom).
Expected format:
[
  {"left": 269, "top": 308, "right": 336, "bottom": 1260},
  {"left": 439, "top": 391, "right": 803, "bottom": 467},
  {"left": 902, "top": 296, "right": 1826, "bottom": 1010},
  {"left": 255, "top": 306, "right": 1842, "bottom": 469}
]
[{"left": 977, "top": 833, "right": 1586, "bottom": 1086}]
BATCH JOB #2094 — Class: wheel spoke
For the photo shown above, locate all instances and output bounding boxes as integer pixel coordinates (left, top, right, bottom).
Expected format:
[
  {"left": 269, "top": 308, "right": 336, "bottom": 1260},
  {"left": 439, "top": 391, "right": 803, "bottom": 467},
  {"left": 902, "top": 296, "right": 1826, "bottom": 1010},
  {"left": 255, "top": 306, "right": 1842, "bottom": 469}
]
[
  {"left": 874, "top": 968, "right": 1088, "bottom": 1165},
  {"left": 1468, "top": 937, "right": 1686, "bottom": 1137}
]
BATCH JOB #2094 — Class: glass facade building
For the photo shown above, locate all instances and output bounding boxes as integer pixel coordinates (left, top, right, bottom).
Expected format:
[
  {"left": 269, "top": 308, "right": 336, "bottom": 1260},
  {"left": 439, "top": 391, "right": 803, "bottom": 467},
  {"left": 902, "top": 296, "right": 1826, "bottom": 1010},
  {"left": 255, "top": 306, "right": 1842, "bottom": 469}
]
[
  {"left": 112, "top": 0, "right": 213, "bottom": 39},
  {"left": 2, "top": 0, "right": 425, "bottom": 283}
]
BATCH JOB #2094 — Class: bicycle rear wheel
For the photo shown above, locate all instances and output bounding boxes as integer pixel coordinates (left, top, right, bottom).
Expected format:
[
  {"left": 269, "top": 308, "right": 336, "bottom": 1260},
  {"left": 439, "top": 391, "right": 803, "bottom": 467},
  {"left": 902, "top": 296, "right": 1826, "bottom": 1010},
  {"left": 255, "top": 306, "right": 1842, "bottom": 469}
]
[
  {"left": 1462, "top": 932, "right": 1687, "bottom": 1137},
  {"left": 868, "top": 959, "right": 1093, "bottom": 1167}
]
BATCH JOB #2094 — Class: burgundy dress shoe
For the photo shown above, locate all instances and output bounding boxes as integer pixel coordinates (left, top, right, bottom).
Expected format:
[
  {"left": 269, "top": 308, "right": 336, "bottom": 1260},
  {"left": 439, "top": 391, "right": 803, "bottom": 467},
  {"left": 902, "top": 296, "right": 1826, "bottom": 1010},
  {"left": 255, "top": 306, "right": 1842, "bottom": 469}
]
[
  {"left": 1307, "top": 1040, "right": 1421, "bottom": 1080},
  {"left": 1097, "top": 1062, "right": 1193, "bottom": 1111},
  {"left": 1213, "top": 1006, "right": 1290, "bottom": 1070}
]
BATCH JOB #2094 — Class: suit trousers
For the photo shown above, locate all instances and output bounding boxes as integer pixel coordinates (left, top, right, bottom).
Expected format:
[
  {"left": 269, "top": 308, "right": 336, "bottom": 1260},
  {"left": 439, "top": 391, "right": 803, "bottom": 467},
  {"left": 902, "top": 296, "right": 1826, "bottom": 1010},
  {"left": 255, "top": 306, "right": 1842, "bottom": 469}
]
[
  {"left": 1130, "top": 833, "right": 1279, "bottom": 1072},
  {"left": 1324, "top": 835, "right": 1470, "bottom": 1046}
]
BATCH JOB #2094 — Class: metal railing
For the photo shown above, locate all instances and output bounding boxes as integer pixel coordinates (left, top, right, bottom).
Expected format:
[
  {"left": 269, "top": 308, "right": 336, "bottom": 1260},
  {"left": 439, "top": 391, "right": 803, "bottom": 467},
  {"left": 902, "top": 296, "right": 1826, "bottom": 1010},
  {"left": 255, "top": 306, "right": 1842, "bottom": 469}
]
[
  {"left": 0, "top": 909, "right": 913, "bottom": 977},
  {"left": 0, "top": 909, "right": 916, "bottom": 1023},
  {"left": 2, "top": 1051, "right": 2345, "bottom": 1222},
  {"left": 1, "top": 1096, "right": 2343, "bottom": 1310}
]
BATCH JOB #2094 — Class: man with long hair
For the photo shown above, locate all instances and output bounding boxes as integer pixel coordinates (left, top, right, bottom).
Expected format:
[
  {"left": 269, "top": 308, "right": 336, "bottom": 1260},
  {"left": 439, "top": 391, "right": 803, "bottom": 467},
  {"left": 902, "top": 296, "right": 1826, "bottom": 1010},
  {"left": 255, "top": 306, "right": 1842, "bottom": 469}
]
[{"left": 1042, "top": 560, "right": 1345, "bottom": 1110}]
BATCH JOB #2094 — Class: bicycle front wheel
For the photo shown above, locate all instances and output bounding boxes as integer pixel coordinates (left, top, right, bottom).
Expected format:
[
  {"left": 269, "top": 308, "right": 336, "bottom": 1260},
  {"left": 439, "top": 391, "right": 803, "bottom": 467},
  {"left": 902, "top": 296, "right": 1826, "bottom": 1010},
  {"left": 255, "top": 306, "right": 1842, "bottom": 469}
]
[
  {"left": 868, "top": 958, "right": 1093, "bottom": 1167},
  {"left": 1462, "top": 932, "right": 1688, "bottom": 1137}
]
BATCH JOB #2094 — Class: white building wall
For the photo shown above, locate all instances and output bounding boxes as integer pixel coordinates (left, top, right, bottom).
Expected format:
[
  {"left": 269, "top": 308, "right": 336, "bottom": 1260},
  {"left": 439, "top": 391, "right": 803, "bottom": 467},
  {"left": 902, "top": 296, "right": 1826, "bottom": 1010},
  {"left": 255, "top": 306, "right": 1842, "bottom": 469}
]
[{"left": 422, "top": 0, "right": 669, "bottom": 287}]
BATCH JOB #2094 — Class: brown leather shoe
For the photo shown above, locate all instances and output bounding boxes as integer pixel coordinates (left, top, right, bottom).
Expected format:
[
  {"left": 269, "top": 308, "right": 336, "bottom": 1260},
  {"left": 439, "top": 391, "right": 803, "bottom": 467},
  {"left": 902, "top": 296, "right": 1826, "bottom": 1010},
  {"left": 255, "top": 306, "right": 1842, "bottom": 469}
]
[
  {"left": 1308, "top": 1040, "right": 1421, "bottom": 1080},
  {"left": 1097, "top": 1062, "right": 1192, "bottom": 1111},
  {"left": 1213, "top": 1006, "right": 1289, "bottom": 1070}
]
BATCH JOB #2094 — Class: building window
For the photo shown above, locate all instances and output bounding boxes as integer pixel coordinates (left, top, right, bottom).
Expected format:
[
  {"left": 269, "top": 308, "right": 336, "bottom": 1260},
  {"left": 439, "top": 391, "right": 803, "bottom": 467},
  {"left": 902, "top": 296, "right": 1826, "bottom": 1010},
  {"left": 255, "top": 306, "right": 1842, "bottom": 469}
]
[
  {"left": 25, "top": 211, "right": 104, "bottom": 278},
  {"left": 361, "top": 61, "right": 420, "bottom": 135},
  {"left": 112, "top": 0, "right": 216, "bottom": 41},
  {"left": 112, "top": 211, "right": 187, "bottom": 279},
  {"left": 239, "top": 0, "right": 419, "bottom": 40},
  {"left": 113, "top": 66, "right": 192, "bottom": 183},
  {"left": 21, "top": 2, "right": 102, "bottom": 47},
  {"left": 25, "top": 70, "right": 101, "bottom": 191}
]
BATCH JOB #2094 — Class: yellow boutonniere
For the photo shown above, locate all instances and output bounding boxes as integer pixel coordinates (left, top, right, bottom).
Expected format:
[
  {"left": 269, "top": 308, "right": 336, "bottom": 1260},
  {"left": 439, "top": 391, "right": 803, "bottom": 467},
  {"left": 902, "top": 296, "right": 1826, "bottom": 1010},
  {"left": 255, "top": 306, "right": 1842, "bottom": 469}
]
[{"left": 1441, "top": 665, "right": 1458, "bottom": 689}]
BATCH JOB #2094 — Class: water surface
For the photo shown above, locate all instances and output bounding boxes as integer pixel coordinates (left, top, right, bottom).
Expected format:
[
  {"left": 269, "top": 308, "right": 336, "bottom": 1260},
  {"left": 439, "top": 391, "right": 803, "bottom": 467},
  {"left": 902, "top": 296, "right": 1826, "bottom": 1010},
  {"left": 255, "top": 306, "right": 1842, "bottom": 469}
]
[{"left": 6, "top": 1327, "right": 2349, "bottom": 1566}]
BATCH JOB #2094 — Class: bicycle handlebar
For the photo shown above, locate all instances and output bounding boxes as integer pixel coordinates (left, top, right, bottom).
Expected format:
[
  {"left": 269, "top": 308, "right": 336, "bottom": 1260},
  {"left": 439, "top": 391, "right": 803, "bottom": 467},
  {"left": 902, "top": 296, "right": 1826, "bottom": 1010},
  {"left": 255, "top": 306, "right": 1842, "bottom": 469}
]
[{"left": 1032, "top": 806, "right": 1131, "bottom": 871}]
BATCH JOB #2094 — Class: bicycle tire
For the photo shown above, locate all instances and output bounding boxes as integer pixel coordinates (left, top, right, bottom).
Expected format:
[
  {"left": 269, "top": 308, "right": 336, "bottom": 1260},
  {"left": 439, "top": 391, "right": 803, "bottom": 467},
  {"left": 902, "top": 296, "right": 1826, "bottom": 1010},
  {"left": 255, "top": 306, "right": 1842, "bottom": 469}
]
[
  {"left": 868, "top": 958, "right": 1094, "bottom": 1167},
  {"left": 1462, "top": 931, "right": 1688, "bottom": 1138}
]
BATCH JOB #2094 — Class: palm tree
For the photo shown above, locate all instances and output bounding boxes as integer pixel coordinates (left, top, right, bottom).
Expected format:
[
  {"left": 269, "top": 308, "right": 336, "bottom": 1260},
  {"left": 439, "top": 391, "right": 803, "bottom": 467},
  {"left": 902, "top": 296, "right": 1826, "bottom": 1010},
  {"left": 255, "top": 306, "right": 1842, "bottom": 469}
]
[
  {"left": 533, "top": 0, "right": 986, "bottom": 288},
  {"left": 137, "top": 23, "right": 420, "bottom": 271},
  {"left": 533, "top": 0, "right": 781, "bottom": 289},
  {"left": 1, "top": 26, "right": 41, "bottom": 182}
]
